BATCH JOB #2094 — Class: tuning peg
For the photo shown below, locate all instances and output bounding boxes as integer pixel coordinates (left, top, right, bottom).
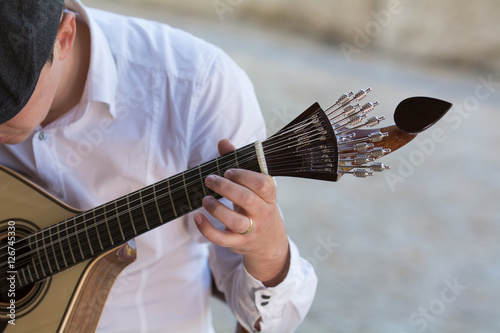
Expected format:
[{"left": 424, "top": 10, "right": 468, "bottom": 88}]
[
  {"left": 371, "top": 163, "right": 391, "bottom": 172},
  {"left": 341, "top": 169, "right": 374, "bottom": 178}
]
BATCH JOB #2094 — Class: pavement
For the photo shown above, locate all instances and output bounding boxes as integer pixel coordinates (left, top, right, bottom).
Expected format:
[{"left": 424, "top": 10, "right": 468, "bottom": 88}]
[{"left": 85, "top": 1, "right": 500, "bottom": 332}]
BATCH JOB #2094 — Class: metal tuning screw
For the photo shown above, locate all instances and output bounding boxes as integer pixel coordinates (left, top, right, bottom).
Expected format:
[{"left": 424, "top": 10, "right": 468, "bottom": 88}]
[
  {"left": 353, "top": 142, "right": 374, "bottom": 153},
  {"left": 352, "top": 87, "right": 372, "bottom": 101},
  {"left": 332, "top": 88, "right": 395, "bottom": 179},
  {"left": 338, "top": 163, "right": 390, "bottom": 177},
  {"left": 342, "top": 169, "right": 374, "bottom": 178},
  {"left": 368, "top": 131, "right": 389, "bottom": 142},
  {"left": 371, "top": 163, "right": 391, "bottom": 172},
  {"left": 370, "top": 147, "right": 391, "bottom": 157},
  {"left": 325, "top": 91, "right": 354, "bottom": 116}
]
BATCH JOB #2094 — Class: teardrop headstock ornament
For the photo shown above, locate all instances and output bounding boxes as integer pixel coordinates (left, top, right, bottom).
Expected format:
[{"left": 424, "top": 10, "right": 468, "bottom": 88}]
[{"left": 259, "top": 88, "right": 452, "bottom": 181}]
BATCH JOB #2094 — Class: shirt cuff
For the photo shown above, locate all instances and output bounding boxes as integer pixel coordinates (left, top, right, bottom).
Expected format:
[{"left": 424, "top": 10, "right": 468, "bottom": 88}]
[{"left": 233, "top": 238, "right": 318, "bottom": 332}]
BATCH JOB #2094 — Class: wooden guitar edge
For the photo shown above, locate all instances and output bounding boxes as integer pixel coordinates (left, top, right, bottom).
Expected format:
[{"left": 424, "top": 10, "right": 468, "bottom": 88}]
[{"left": 59, "top": 240, "right": 137, "bottom": 332}]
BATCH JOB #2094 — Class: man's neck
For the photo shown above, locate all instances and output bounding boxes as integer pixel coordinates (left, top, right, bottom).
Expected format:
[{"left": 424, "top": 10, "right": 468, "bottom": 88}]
[{"left": 42, "top": 15, "right": 91, "bottom": 127}]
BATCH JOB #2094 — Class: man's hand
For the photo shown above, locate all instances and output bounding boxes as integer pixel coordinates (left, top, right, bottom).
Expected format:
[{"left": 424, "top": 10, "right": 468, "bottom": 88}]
[{"left": 194, "top": 139, "right": 290, "bottom": 287}]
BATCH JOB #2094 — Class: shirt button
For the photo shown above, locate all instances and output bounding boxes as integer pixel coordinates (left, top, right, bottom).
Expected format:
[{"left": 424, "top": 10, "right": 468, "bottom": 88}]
[{"left": 38, "top": 131, "right": 47, "bottom": 141}]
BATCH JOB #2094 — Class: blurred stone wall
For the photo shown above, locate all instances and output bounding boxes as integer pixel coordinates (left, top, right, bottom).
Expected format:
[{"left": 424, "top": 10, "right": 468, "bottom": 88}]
[{"left": 116, "top": 0, "right": 500, "bottom": 72}]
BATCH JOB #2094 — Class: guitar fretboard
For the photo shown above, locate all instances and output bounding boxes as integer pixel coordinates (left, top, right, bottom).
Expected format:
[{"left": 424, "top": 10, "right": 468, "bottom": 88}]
[
  {"left": 15, "top": 143, "right": 260, "bottom": 287},
  {"left": 13, "top": 101, "right": 350, "bottom": 288}
]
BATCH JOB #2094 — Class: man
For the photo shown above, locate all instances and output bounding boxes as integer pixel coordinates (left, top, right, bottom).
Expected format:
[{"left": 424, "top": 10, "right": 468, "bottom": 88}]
[{"left": 0, "top": 0, "right": 317, "bottom": 332}]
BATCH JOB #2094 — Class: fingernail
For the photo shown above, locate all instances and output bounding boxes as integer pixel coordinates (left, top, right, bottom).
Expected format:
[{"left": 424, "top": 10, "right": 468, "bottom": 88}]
[
  {"left": 203, "top": 196, "right": 214, "bottom": 205},
  {"left": 205, "top": 175, "right": 215, "bottom": 186},
  {"left": 224, "top": 169, "right": 233, "bottom": 179},
  {"left": 194, "top": 214, "right": 203, "bottom": 225}
]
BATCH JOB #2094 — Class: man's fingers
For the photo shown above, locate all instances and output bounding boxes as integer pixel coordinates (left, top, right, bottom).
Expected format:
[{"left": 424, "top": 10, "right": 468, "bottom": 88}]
[
  {"left": 205, "top": 174, "right": 260, "bottom": 212},
  {"left": 194, "top": 213, "right": 247, "bottom": 247},
  {"left": 217, "top": 138, "right": 236, "bottom": 155},
  {"left": 201, "top": 195, "right": 253, "bottom": 234},
  {"left": 224, "top": 169, "right": 277, "bottom": 203}
]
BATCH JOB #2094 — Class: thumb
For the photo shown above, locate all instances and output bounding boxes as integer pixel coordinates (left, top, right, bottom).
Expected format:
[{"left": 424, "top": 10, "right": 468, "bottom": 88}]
[{"left": 217, "top": 138, "right": 236, "bottom": 155}]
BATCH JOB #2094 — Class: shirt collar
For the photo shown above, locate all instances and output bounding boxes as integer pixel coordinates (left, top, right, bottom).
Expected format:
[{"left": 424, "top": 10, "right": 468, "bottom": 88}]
[{"left": 65, "top": 0, "right": 118, "bottom": 118}]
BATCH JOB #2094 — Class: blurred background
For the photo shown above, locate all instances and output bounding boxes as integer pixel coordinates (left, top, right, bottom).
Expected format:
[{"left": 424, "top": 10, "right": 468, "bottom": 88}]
[{"left": 85, "top": 0, "right": 500, "bottom": 332}]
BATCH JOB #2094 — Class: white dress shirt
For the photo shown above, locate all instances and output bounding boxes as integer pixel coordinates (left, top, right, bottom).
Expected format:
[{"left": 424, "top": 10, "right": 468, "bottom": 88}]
[{"left": 0, "top": 1, "right": 317, "bottom": 332}]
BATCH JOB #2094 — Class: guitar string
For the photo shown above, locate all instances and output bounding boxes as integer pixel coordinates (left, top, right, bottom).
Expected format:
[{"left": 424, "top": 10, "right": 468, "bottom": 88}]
[
  {"left": 0, "top": 152, "right": 251, "bottom": 259},
  {"left": 0, "top": 94, "right": 372, "bottom": 292},
  {"left": 0, "top": 101, "right": 369, "bottom": 284},
  {"left": 0, "top": 146, "right": 279, "bottom": 278},
  {"left": 1, "top": 115, "right": 322, "bottom": 255},
  {"left": 5, "top": 130, "right": 323, "bottom": 265},
  {"left": 1, "top": 113, "right": 342, "bottom": 268},
  {"left": 8, "top": 140, "right": 373, "bottom": 288},
  {"left": 0, "top": 113, "right": 348, "bottom": 264},
  {"left": 2, "top": 139, "right": 331, "bottom": 283}
]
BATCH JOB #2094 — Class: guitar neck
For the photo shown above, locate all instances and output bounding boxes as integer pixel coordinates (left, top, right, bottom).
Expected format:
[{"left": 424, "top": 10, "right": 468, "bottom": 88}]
[
  {"left": 20, "top": 143, "right": 261, "bottom": 286},
  {"left": 18, "top": 98, "right": 380, "bottom": 287}
]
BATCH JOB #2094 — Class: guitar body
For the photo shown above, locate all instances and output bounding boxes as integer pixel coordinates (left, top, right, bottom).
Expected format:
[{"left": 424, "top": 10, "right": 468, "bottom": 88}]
[{"left": 0, "top": 166, "right": 136, "bottom": 332}]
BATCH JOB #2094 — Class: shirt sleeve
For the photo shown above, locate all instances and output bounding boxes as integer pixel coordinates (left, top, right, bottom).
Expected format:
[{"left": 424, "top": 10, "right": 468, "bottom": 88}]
[
  {"left": 186, "top": 49, "right": 318, "bottom": 332},
  {"left": 210, "top": 237, "right": 318, "bottom": 332}
]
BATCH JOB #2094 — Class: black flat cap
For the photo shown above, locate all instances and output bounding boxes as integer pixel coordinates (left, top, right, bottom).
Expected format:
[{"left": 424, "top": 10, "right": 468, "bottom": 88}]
[{"left": 0, "top": 0, "right": 64, "bottom": 124}]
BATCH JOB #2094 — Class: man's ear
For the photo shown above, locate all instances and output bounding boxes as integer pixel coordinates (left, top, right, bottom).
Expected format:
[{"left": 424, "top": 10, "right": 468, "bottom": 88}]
[{"left": 55, "top": 11, "right": 77, "bottom": 61}]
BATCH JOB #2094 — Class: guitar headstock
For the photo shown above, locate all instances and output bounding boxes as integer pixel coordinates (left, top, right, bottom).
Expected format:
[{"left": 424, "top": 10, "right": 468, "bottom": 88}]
[
  {"left": 335, "top": 92, "right": 452, "bottom": 178},
  {"left": 261, "top": 89, "right": 452, "bottom": 182},
  {"left": 336, "top": 124, "right": 417, "bottom": 178}
]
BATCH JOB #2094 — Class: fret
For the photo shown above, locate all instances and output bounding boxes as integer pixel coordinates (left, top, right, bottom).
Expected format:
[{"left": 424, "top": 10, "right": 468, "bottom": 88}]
[
  {"left": 64, "top": 218, "right": 77, "bottom": 264},
  {"left": 198, "top": 165, "right": 207, "bottom": 197},
  {"left": 234, "top": 150, "right": 239, "bottom": 168},
  {"left": 28, "top": 235, "right": 41, "bottom": 280},
  {"left": 15, "top": 271, "right": 23, "bottom": 287},
  {"left": 56, "top": 222, "right": 69, "bottom": 267},
  {"left": 139, "top": 186, "right": 163, "bottom": 229},
  {"left": 182, "top": 168, "right": 206, "bottom": 211},
  {"left": 115, "top": 196, "right": 137, "bottom": 238},
  {"left": 103, "top": 206, "right": 115, "bottom": 246},
  {"left": 216, "top": 154, "right": 238, "bottom": 177},
  {"left": 199, "top": 161, "right": 218, "bottom": 199},
  {"left": 73, "top": 215, "right": 85, "bottom": 259},
  {"left": 27, "top": 234, "right": 42, "bottom": 280},
  {"left": 104, "top": 201, "right": 126, "bottom": 244},
  {"left": 26, "top": 264, "right": 34, "bottom": 283},
  {"left": 79, "top": 214, "right": 94, "bottom": 256},
  {"left": 31, "top": 257, "right": 39, "bottom": 280},
  {"left": 139, "top": 190, "right": 151, "bottom": 230},
  {"left": 182, "top": 172, "right": 192, "bottom": 210},
  {"left": 20, "top": 268, "right": 28, "bottom": 285},
  {"left": 76, "top": 213, "right": 93, "bottom": 257},
  {"left": 48, "top": 226, "right": 61, "bottom": 272},
  {"left": 93, "top": 206, "right": 112, "bottom": 248},
  {"left": 39, "top": 229, "right": 53, "bottom": 275},
  {"left": 127, "top": 192, "right": 149, "bottom": 235},
  {"left": 152, "top": 180, "right": 177, "bottom": 222},
  {"left": 215, "top": 157, "right": 221, "bottom": 176},
  {"left": 125, "top": 195, "right": 138, "bottom": 235},
  {"left": 166, "top": 177, "right": 177, "bottom": 217},
  {"left": 169, "top": 173, "right": 192, "bottom": 216},
  {"left": 152, "top": 183, "right": 165, "bottom": 225},
  {"left": 113, "top": 199, "right": 126, "bottom": 240}
]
